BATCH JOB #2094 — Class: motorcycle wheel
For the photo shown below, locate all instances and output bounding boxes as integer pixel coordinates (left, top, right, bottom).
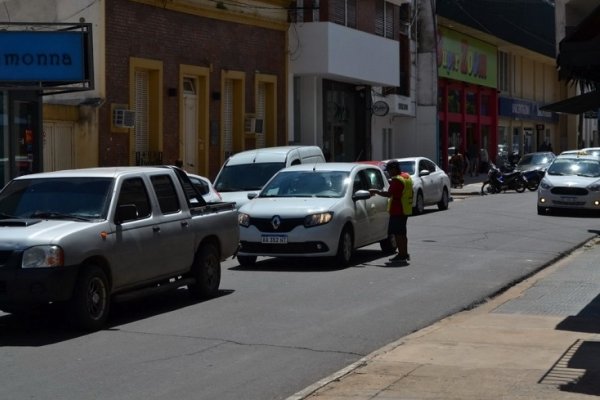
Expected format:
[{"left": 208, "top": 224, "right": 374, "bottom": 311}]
[
  {"left": 481, "top": 181, "right": 497, "bottom": 195},
  {"left": 527, "top": 180, "right": 540, "bottom": 191},
  {"left": 514, "top": 179, "right": 526, "bottom": 193}
]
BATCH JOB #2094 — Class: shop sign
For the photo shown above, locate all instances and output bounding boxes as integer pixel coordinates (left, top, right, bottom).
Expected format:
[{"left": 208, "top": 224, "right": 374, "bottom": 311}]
[
  {"left": 0, "top": 31, "right": 86, "bottom": 82},
  {"left": 437, "top": 26, "right": 497, "bottom": 88},
  {"left": 372, "top": 100, "right": 389, "bottom": 116},
  {"left": 499, "top": 96, "right": 558, "bottom": 123}
]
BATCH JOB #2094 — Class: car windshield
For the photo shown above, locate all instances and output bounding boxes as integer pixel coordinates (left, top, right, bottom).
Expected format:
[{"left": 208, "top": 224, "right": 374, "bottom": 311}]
[
  {"left": 517, "top": 153, "right": 553, "bottom": 167},
  {"left": 547, "top": 158, "right": 600, "bottom": 178},
  {"left": 259, "top": 171, "right": 350, "bottom": 198},
  {"left": 0, "top": 177, "right": 113, "bottom": 220},
  {"left": 214, "top": 162, "right": 286, "bottom": 192}
]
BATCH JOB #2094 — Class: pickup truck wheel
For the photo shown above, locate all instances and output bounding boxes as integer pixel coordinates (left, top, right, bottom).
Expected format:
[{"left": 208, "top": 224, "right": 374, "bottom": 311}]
[
  {"left": 189, "top": 243, "right": 221, "bottom": 299},
  {"left": 238, "top": 255, "right": 257, "bottom": 267},
  {"left": 69, "top": 265, "right": 110, "bottom": 331}
]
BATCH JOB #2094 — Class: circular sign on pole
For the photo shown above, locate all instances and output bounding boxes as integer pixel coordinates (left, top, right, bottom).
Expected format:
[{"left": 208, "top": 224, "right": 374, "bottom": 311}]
[{"left": 372, "top": 100, "right": 389, "bottom": 117}]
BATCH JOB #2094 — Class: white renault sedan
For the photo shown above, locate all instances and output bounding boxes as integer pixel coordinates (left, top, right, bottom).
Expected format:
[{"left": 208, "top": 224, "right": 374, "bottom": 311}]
[
  {"left": 385, "top": 157, "right": 451, "bottom": 214},
  {"left": 236, "top": 163, "right": 396, "bottom": 267},
  {"left": 537, "top": 152, "right": 600, "bottom": 214}
]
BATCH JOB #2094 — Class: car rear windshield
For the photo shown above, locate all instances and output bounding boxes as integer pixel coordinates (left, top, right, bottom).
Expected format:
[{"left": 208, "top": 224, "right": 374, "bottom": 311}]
[{"left": 214, "top": 162, "right": 286, "bottom": 192}]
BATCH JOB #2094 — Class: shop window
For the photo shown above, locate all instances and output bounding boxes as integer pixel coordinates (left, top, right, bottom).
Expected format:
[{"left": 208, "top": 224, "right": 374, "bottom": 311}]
[
  {"left": 466, "top": 92, "right": 476, "bottom": 115},
  {"left": 480, "top": 94, "right": 490, "bottom": 116},
  {"left": 448, "top": 89, "right": 460, "bottom": 113}
]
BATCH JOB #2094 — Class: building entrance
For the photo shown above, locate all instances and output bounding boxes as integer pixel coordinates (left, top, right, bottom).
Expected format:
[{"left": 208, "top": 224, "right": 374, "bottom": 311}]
[{"left": 0, "top": 91, "right": 41, "bottom": 186}]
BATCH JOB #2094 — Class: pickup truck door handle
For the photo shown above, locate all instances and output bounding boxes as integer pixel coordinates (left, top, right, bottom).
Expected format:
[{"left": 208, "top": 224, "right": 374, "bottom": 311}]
[
  {"left": 181, "top": 221, "right": 189, "bottom": 227},
  {"left": 152, "top": 226, "right": 161, "bottom": 232}
]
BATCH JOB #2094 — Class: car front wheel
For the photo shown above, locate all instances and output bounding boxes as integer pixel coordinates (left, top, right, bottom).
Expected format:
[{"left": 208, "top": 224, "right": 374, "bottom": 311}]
[
  {"left": 413, "top": 191, "right": 425, "bottom": 215},
  {"left": 69, "top": 265, "right": 110, "bottom": 331},
  {"left": 437, "top": 188, "right": 449, "bottom": 210},
  {"left": 334, "top": 227, "right": 353, "bottom": 267}
]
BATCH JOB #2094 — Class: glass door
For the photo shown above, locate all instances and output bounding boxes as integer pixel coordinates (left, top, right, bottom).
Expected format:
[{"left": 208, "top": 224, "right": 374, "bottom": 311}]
[
  {"left": 1, "top": 91, "right": 8, "bottom": 186},
  {"left": 13, "top": 100, "right": 37, "bottom": 177}
]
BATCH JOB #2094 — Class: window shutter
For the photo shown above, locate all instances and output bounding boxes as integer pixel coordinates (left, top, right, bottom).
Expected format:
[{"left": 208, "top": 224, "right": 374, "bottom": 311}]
[
  {"left": 134, "top": 70, "right": 149, "bottom": 153},
  {"left": 223, "top": 79, "right": 234, "bottom": 156},
  {"left": 256, "top": 82, "right": 266, "bottom": 148}
]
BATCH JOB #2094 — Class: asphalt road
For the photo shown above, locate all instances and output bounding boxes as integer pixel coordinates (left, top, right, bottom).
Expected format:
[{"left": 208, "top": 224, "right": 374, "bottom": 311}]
[{"left": 1, "top": 191, "right": 598, "bottom": 400}]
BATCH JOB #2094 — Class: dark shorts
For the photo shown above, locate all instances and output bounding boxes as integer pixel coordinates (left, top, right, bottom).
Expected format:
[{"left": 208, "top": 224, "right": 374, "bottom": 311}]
[{"left": 388, "top": 215, "right": 408, "bottom": 235}]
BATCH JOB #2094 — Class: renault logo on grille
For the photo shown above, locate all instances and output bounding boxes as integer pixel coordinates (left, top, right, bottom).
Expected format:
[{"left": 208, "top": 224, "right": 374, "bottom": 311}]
[{"left": 271, "top": 215, "right": 281, "bottom": 230}]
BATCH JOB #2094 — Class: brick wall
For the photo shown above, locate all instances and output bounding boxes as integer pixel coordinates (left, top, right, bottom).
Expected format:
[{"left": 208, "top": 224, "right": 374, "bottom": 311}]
[{"left": 102, "top": 0, "right": 287, "bottom": 177}]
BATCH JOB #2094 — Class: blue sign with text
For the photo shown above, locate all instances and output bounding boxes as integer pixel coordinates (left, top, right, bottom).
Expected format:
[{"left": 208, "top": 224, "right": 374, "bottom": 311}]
[
  {"left": 499, "top": 96, "right": 558, "bottom": 123},
  {"left": 0, "top": 31, "right": 85, "bottom": 82}
]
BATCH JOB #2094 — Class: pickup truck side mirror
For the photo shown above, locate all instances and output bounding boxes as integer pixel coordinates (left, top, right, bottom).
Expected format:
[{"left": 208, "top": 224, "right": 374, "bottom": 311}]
[{"left": 115, "top": 204, "right": 138, "bottom": 225}]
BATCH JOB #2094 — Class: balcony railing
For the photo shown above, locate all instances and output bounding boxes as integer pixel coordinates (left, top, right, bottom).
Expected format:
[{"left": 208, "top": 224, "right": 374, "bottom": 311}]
[{"left": 135, "top": 151, "right": 163, "bottom": 166}]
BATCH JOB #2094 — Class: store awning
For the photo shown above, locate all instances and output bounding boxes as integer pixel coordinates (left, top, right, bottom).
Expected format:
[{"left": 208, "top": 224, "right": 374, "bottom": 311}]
[{"left": 539, "top": 90, "right": 600, "bottom": 114}]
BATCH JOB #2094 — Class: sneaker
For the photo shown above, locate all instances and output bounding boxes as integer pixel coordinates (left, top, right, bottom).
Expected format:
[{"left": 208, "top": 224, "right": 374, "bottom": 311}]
[{"left": 389, "top": 253, "right": 409, "bottom": 262}]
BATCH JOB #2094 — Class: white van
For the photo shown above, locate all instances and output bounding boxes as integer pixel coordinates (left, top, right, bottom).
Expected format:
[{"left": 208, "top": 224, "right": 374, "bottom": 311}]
[{"left": 213, "top": 146, "right": 325, "bottom": 209}]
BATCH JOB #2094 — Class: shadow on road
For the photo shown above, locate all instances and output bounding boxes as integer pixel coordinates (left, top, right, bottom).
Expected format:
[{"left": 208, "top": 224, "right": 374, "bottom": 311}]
[
  {"left": 229, "top": 248, "right": 393, "bottom": 272},
  {"left": 0, "top": 288, "right": 233, "bottom": 346}
]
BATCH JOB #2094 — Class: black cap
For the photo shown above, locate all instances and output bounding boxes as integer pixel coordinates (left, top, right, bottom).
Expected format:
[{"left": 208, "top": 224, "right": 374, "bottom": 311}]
[{"left": 386, "top": 160, "right": 401, "bottom": 171}]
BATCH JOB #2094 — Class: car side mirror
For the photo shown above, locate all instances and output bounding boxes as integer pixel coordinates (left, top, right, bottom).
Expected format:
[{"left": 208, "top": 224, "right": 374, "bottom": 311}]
[
  {"left": 247, "top": 192, "right": 258, "bottom": 200},
  {"left": 352, "top": 190, "right": 371, "bottom": 201},
  {"left": 419, "top": 169, "right": 430, "bottom": 176},
  {"left": 115, "top": 204, "right": 138, "bottom": 225}
]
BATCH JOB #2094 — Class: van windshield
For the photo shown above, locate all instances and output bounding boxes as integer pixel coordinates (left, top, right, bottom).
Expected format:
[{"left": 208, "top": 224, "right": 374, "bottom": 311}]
[{"left": 214, "top": 162, "right": 286, "bottom": 192}]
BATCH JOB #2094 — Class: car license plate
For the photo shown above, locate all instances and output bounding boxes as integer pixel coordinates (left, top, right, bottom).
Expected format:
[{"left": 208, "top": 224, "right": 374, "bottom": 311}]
[
  {"left": 261, "top": 235, "right": 288, "bottom": 244},
  {"left": 561, "top": 196, "right": 577, "bottom": 203}
]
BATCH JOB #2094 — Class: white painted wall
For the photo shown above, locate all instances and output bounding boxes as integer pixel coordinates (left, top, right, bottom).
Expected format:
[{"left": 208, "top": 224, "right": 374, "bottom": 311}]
[{"left": 290, "top": 22, "right": 400, "bottom": 87}]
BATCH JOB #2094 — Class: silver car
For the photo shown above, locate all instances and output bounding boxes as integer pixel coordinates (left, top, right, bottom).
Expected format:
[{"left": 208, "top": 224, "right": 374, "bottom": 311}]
[
  {"left": 384, "top": 157, "right": 451, "bottom": 214},
  {"left": 236, "top": 163, "right": 396, "bottom": 267}
]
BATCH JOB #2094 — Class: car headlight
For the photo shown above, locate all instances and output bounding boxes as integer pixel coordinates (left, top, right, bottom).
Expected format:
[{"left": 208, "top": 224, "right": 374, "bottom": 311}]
[
  {"left": 540, "top": 179, "right": 553, "bottom": 190},
  {"left": 22, "top": 245, "right": 64, "bottom": 268},
  {"left": 587, "top": 181, "right": 600, "bottom": 192},
  {"left": 304, "top": 212, "right": 333, "bottom": 227},
  {"left": 238, "top": 212, "right": 250, "bottom": 227}
]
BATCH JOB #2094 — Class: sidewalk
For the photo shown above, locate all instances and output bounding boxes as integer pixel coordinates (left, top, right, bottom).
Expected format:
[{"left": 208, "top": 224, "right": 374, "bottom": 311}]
[
  {"left": 450, "top": 173, "right": 487, "bottom": 196},
  {"left": 288, "top": 238, "right": 600, "bottom": 400}
]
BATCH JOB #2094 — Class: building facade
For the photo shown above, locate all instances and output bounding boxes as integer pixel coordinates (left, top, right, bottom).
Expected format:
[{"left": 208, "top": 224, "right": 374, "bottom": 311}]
[
  {"left": 437, "top": 0, "right": 562, "bottom": 170},
  {"left": 288, "top": 0, "right": 416, "bottom": 162},
  {"left": 1, "top": 0, "right": 290, "bottom": 183}
]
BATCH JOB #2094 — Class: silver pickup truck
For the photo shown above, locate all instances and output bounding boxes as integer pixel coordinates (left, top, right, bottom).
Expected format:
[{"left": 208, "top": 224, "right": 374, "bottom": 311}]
[{"left": 0, "top": 166, "right": 239, "bottom": 330}]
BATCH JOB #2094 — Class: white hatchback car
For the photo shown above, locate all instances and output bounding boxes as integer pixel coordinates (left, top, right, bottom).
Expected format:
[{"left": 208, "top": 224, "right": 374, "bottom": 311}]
[
  {"left": 537, "top": 152, "right": 600, "bottom": 214},
  {"left": 236, "top": 163, "right": 396, "bottom": 267},
  {"left": 384, "top": 157, "right": 451, "bottom": 214},
  {"left": 187, "top": 174, "right": 222, "bottom": 203}
]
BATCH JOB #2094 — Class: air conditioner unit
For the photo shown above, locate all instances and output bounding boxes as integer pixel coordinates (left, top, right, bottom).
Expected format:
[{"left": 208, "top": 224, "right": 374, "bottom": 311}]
[
  {"left": 385, "top": 95, "right": 415, "bottom": 116},
  {"left": 245, "top": 116, "right": 264, "bottom": 134},
  {"left": 113, "top": 109, "right": 136, "bottom": 128}
]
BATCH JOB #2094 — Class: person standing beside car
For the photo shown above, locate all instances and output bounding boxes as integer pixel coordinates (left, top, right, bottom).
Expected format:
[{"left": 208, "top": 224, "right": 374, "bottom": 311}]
[{"left": 369, "top": 161, "right": 413, "bottom": 263}]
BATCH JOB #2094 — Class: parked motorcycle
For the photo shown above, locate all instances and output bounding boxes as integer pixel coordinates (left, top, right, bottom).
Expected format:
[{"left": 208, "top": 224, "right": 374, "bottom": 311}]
[
  {"left": 481, "top": 163, "right": 527, "bottom": 194},
  {"left": 520, "top": 169, "right": 545, "bottom": 191}
]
